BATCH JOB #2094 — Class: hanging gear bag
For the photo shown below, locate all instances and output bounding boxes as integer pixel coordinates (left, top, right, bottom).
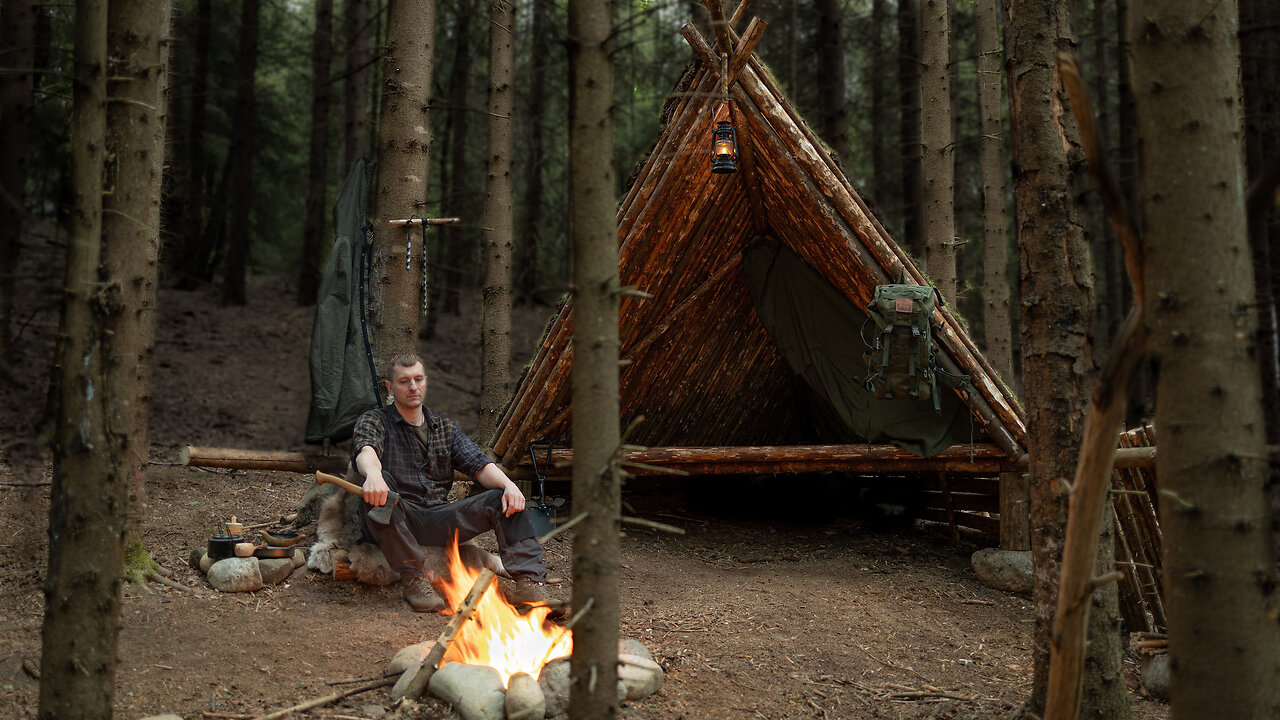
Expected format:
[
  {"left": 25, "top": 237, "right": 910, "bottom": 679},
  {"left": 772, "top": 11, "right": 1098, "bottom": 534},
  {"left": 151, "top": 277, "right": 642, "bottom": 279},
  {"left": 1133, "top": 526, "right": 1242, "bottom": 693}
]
[{"left": 863, "top": 282, "right": 942, "bottom": 409}]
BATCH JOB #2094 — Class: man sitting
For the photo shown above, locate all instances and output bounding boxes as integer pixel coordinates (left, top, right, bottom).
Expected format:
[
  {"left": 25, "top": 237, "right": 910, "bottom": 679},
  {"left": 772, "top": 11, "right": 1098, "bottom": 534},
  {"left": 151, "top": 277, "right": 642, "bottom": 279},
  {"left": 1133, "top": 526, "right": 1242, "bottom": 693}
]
[{"left": 352, "top": 352, "right": 551, "bottom": 612}]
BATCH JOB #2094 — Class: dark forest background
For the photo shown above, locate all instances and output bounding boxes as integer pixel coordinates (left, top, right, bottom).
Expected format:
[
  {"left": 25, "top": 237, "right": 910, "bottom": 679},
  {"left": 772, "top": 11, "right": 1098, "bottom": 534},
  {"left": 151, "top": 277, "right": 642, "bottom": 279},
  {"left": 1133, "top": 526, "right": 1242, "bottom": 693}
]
[{"left": 7, "top": 0, "right": 1275, "bottom": 397}]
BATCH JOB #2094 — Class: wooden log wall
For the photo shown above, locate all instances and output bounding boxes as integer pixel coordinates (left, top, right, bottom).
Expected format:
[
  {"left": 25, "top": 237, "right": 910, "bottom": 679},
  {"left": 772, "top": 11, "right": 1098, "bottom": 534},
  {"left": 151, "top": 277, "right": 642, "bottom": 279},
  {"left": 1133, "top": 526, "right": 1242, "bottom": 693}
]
[{"left": 1111, "top": 425, "right": 1165, "bottom": 633}]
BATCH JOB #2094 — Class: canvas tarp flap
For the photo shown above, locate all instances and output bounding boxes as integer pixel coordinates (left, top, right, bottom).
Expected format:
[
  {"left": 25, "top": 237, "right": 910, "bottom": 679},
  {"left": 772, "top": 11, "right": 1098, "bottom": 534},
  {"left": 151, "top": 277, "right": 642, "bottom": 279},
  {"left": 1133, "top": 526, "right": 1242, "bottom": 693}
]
[
  {"left": 306, "top": 159, "right": 379, "bottom": 443},
  {"left": 743, "top": 237, "right": 975, "bottom": 457}
]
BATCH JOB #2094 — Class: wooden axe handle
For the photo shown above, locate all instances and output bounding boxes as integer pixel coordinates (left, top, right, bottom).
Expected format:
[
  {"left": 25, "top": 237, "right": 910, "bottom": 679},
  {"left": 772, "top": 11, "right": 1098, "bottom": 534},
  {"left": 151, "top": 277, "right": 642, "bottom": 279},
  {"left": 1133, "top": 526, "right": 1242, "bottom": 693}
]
[{"left": 316, "top": 470, "right": 363, "bottom": 496}]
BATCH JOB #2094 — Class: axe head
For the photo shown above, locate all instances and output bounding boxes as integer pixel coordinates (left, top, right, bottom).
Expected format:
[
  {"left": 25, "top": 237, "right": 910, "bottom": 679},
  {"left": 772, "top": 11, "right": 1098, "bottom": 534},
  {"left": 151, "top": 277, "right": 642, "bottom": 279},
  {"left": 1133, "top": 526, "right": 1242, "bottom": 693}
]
[{"left": 365, "top": 491, "right": 400, "bottom": 525}]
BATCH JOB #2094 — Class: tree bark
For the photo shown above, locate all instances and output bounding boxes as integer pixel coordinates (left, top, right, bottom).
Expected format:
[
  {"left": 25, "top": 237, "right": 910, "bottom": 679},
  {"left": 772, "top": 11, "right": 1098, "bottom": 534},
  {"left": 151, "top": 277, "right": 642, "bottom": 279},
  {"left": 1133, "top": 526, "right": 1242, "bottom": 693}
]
[
  {"left": 438, "top": 0, "right": 476, "bottom": 319},
  {"left": 476, "top": 0, "right": 515, "bottom": 446},
  {"left": 0, "top": 0, "right": 37, "bottom": 364},
  {"left": 1240, "top": 0, "right": 1280, "bottom": 450},
  {"left": 342, "top": 0, "right": 372, "bottom": 173},
  {"left": 102, "top": 0, "right": 171, "bottom": 542},
  {"left": 171, "top": 0, "right": 214, "bottom": 289},
  {"left": 898, "top": 0, "right": 923, "bottom": 256},
  {"left": 568, "top": 0, "right": 620, "bottom": 717},
  {"left": 299, "top": 0, "right": 335, "bottom": 306},
  {"left": 368, "top": 0, "right": 437, "bottom": 361},
  {"left": 1003, "top": 1, "right": 1125, "bottom": 715},
  {"left": 222, "top": 0, "right": 261, "bottom": 306},
  {"left": 920, "top": 0, "right": 956, "bottom": 301},
  {"left": 38, "top": 2, "right": 119, "bottom": 717},
  {"left": 1130, "top": 3, "right": 1280, "bottom": 716},
  {"left": 869, "top": 0, "right": 890, "bottom": 204},
  {"left": 814, "top": 0, "right": 848, "bottom": 168},
  {"left": 974, "top": 0, "right": 1013, "bottom": 384},
  {"left": 518, "top": 0, "right": 552, "bottom": 301}
]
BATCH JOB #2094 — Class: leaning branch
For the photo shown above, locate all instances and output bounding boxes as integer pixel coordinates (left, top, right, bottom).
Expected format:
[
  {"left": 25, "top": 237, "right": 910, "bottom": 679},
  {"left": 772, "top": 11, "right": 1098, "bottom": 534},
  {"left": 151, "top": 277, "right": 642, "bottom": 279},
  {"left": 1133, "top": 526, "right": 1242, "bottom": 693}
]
[
  {"left": 1057, "top": 53, "right": 1144, "bottom": 310},
  {"left": 395, "top": 568, "right": 496, "bottom": 700},
  {"left": 1044, "top": 54, "right": 1152, "bottom": 720}
]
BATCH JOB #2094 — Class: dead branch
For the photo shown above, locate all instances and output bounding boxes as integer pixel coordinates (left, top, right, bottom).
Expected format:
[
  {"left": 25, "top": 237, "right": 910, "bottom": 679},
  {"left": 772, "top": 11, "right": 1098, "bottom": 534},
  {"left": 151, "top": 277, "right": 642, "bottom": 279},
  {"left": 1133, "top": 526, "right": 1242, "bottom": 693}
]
[
  {"left": 1045, "top": 51, "right": 1153, "bottom": 720},
  {"left": 620, "top": 515, "right": 687, "bottom": 534},
  {"left": 244, "top": 677, "right": 395, "bottom": 720},
  {"left": 1057, "top": 53, "right": 1144, "bottom": 310},
  {"left": 539, "top": 510, "right": 587, "bottom": 544},
  {"left": 396, "top": 568, "right": 496, "bottom": 700}
]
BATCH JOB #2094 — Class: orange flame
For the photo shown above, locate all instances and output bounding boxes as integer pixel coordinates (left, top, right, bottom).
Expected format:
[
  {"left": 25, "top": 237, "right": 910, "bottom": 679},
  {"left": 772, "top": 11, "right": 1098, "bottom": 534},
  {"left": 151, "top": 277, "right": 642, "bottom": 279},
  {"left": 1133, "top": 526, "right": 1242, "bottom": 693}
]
[{"left": 434, "top": 536, "right": 572, "bottom": 688}]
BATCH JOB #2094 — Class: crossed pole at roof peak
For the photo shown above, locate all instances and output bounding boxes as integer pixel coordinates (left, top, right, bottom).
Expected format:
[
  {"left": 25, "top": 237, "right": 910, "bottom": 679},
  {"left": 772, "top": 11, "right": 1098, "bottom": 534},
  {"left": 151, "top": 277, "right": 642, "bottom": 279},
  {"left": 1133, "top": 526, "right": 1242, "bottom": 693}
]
[{"left": 688, "top": 0, "right": 767, "bottom": 93}]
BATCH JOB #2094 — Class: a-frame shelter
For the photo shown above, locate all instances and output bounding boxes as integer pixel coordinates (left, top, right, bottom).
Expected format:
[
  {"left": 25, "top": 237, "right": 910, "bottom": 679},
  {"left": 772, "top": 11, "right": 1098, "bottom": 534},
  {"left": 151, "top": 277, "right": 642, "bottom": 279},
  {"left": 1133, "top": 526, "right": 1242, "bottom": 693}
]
[{"left": 490, "top": 12, "right": 1030, "bottom": 543}]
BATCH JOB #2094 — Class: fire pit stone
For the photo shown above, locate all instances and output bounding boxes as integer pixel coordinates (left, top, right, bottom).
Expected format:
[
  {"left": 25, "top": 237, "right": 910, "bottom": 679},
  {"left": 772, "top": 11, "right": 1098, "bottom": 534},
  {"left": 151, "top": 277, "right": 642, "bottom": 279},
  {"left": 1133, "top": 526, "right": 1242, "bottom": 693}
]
[
  {"left": 392, "top": 636, "right": 663, "bottom": 719},
  {"left": 206, "top": 557, "right": 263, "bottom": 592},
  {"left": 504, "top": 672, "right": 544, "bottom": 720},
  {"left": 428, "top": 662, "right": 506, "bottom": 720},
  {"left": 388, "top": 640, "right": 435, "bottom": 675}
]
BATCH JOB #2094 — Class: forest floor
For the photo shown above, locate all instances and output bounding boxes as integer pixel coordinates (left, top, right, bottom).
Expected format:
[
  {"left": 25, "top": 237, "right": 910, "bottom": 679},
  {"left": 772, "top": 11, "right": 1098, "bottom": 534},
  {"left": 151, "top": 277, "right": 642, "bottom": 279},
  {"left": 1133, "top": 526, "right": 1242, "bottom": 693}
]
[{"left": 0, "top": 232, "right": 1170, "bottom": 719}]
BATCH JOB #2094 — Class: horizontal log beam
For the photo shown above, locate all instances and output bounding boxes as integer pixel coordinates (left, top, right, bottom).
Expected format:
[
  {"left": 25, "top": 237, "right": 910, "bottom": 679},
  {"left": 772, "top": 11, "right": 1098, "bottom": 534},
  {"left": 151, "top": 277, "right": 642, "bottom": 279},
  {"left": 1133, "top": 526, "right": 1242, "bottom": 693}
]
[
  {"left": 522, "top": 443, "right": 1023, "bottom": 477},
  {"left": 183, "top": 446, "right": 348, "bottom": 474},
  {"left": 1113, "top": 446, "right": 1155, "bottom": 469}
]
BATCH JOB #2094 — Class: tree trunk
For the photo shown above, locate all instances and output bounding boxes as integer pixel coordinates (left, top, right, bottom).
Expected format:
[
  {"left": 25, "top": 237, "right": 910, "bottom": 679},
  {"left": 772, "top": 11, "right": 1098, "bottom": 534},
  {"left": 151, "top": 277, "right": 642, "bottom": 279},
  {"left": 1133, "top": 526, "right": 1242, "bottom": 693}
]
[
  {"left": 0, "top": 0, "right": 37, "bottom": 365},
  {"left": 898, "top": 0, "right": 923, "bottom": 256},
  {"left": 1240, "top": 0, "right": 1280, "bottom": 449},
  {"left": 518, "top": 0, "right": 552, "bottom": 301},
  {"left": 439, "top": 0, "right": 476, "bottom": 318},
  {"left": 38, "top": 2, "right": 119, "bottom": 717},
  {"left": 222, "top": 0, "right": 261, "bottom": 306},
  {"left": 170, "top": 0, "right": 212, "bottom": 288},
  {"left": 299, "top": 0, "right": 335, "bottom": 306},
  {"left": 869, "top": 0, "right": 890, "bottom": 204},
  {"left": 102, "top": 0, "right": 171, "bottom": 542},
  {"left": 974, "top": 0, "right": 1013, "bottom": 384},
  {"left": 787, "top": 0, "right": 798, "bottom": 98},
  {"left": 172, "top": 0, "right": 213, "bottom": 289},
  {"left": 567, "top": 0, "right": 620, "bottom": 717},
  {"left": 1003, "top": 1, "right": 1127, "bottom": 715},
  {"left": 368, "top": 0, "right": 437, "bottom": 361},
  {"left": 476, "top": 0, "right": 514, "bottom": 446},
  {"left": 343, "top": 0, "right": 372, "bottom": 172},
  {"left": 920, "top": 0, "right": 955, "bottom": 301},
  {"left": 1092, "top": 0, "right": 1122, "bottom": 348},
  {"left": 814, "top": 0, "right": 848, "bottom": 168},
  {"left": 1130, "top": 3, "right": 1280, "bottom": 716}
]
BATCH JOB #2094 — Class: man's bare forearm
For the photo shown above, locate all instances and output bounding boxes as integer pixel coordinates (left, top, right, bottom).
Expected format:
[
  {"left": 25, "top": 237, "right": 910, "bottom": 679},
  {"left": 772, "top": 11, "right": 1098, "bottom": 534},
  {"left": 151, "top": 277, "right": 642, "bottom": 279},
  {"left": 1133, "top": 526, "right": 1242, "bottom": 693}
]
[{"left": 355, "top": 445, "right": 383, "bottom": 482}]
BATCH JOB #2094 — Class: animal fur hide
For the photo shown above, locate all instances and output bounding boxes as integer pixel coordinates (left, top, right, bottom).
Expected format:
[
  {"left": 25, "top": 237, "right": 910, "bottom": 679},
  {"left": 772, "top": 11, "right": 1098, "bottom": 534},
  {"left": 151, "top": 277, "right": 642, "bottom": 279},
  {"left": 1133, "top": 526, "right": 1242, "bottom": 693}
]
[{"left": 306, "top": 486, "right": 507, "bottom": 586}]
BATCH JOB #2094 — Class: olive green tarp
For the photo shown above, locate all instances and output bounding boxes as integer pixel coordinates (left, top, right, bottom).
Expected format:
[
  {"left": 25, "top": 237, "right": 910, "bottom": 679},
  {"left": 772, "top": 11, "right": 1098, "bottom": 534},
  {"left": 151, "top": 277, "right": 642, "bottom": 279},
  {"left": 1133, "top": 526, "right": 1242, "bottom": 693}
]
[
  {"left": 305, "top": 159, "right": 379, "bottom": 444},
  {"left": 743, "top": 237, "right": 976, "bottom": 457}
]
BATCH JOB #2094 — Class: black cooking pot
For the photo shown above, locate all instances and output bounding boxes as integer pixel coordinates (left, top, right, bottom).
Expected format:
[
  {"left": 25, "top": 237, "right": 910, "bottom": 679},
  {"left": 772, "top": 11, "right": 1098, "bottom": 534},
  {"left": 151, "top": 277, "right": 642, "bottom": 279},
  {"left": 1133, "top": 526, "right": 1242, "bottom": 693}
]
[{"left": 208, "top": 533, "right": 245, "bottom": 561}]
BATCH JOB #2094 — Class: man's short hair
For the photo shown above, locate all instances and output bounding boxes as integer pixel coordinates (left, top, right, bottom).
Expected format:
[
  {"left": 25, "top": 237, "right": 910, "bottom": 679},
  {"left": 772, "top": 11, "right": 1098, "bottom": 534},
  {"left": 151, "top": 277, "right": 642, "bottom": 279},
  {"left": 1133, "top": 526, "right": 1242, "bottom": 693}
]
[{"left": 386, "top": 352, "right": 425, "bottom": 381}]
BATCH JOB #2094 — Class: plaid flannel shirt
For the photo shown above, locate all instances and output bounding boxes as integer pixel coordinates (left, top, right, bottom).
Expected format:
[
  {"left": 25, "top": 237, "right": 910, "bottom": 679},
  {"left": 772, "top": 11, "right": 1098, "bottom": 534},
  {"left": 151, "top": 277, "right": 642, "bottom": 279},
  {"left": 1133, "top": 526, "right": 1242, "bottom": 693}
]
[{"left": 350, "top": 404, "right": 493, "bottom": 507}]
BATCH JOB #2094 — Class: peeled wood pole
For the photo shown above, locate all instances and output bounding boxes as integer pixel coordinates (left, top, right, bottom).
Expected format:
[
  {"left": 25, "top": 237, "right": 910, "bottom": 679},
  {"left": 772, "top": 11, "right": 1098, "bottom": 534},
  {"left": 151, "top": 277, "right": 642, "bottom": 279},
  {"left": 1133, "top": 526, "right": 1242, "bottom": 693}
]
[{"left": 396, "top": 568, "right": 496, "bottom": 700}]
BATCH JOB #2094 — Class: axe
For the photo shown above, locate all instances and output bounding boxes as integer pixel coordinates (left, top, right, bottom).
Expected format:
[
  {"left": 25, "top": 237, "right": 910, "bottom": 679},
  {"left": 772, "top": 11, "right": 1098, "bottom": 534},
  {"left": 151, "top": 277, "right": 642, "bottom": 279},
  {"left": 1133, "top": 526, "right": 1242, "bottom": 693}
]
[{"left": 315, "top": 470, "right": 399, "bottom": 525}]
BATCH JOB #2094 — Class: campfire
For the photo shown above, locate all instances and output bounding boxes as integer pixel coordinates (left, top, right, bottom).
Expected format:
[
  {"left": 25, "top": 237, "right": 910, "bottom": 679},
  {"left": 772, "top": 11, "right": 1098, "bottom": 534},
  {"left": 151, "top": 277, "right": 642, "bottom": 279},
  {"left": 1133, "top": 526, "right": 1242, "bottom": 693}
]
[
  {"left": 390, "top": 537, "right": 664, "bottom": 719},
  {"left": 433, "top": 536, "right": 573, "bottom": 687}
]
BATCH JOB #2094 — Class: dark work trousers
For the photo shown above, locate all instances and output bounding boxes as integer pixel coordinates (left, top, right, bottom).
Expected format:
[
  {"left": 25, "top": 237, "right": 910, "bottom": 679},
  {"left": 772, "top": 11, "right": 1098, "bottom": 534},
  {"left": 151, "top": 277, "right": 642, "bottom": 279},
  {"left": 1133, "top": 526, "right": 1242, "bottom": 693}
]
[{"left": 361, "top": 477, "right": 545, "bottom": 583}]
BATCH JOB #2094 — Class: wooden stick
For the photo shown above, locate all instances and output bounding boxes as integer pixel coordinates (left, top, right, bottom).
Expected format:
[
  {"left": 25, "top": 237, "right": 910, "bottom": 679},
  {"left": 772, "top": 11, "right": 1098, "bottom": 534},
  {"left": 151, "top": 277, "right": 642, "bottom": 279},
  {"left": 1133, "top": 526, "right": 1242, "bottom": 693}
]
[
  {"left": 620, "top": 515, "right": 687, "bottom": 535},
  {"left": 388, "top": 217, "right": 460, "bottom": 226},
  {"left": 248, "top": 677, "right": 396, "bottom": 720},
  {"left": 539, "top": 510, "right": 588, "bottom": 544},
  {"left": 398, "top": 568, "right": 496, "bottom": 700},
  {"left": 1044, "top": 54, "right": 1160, "bottom": 720}
]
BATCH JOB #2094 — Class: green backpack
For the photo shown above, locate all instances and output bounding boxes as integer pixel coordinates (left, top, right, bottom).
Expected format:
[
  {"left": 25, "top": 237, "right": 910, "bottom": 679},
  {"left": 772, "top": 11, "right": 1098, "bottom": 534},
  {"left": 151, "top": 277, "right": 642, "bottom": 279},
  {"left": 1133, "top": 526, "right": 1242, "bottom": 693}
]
[{"left": 863, "top": 282, "right": 942, "bottom": 409}]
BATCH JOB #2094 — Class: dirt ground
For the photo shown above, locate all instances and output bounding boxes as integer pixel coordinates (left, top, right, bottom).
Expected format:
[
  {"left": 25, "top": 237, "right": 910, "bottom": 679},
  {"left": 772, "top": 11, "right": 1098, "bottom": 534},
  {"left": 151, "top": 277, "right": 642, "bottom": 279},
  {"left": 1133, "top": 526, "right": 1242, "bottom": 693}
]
[{"left": 0, "top": 241, "right": 1170, "bottom": 719}]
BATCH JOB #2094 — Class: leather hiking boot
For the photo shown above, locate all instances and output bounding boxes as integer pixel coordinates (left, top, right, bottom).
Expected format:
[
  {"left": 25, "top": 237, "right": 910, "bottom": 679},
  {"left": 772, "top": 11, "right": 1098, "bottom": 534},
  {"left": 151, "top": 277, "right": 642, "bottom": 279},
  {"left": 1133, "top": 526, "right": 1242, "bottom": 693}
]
[
  {"left": 507, "top": 577, "right": 563, "bottom": 615},
  {"left": 401, "top": 575, "right": 445, "bottom": 613}
]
